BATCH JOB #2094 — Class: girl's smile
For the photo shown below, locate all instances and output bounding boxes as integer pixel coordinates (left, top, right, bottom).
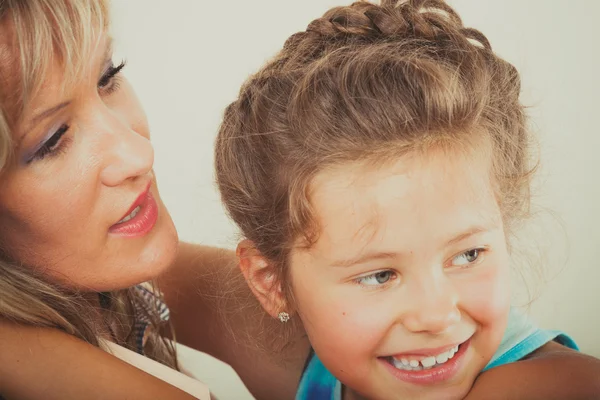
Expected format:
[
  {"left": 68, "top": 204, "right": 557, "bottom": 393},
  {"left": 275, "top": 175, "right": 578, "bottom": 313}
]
[{"left": 380, "top": 336, "right": 472, "bottom": 385}]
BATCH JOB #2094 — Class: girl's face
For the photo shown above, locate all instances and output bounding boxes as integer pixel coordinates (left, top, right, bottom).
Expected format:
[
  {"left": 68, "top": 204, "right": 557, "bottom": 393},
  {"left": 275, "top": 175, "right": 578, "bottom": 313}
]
[
  {"left": 290, "top": 148, "right": 511, "bottom": 400},
  {"left": 0, "top": 30, "right": 178, "bottom": 291}
]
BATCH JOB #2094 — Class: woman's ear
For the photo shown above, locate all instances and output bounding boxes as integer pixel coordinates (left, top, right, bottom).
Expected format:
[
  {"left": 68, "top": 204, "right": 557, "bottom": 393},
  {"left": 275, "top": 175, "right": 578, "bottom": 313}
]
[{"left": 237, "top": 239, "right": 287, "bottom": 319}]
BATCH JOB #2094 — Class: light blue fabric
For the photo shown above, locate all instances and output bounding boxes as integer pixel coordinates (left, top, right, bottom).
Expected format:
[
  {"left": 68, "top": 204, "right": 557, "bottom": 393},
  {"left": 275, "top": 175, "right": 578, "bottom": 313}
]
[
  {"left": 483, "top": 307, "right": 578, "bottom": 370},
  {"left": 295, "top": 355, "right": 341, "bottom": 400},
  {"left": 295, "top": 307, "right": 578, "bottom": 400}
]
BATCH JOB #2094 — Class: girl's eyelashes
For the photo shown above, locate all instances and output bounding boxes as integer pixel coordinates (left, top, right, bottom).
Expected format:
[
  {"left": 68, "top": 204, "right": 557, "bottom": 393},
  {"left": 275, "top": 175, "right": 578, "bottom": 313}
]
[
  {"left": 355, "top": 270, "right": 397, "bottom": 287},
  {"left": 29, "top": 124, "right": 70, "bottom": 163},
  {"left": 98, "top": 60, "right": 126, "bottom": 95},
  {"left": 448, "top": 247, "right": 487, "bottom": 268},
  {"left": 352, "top": 248, "right": 488, "bottom": 287}
]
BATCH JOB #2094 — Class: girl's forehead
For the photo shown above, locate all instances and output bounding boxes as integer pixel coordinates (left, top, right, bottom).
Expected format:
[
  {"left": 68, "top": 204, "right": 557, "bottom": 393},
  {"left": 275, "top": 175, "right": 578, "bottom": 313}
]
[
  {"left": 306, "top": 150, "right": 501, "bottom": 252},
  {"left": 312, "top": 146, "right": 493, "bottom": 201}
]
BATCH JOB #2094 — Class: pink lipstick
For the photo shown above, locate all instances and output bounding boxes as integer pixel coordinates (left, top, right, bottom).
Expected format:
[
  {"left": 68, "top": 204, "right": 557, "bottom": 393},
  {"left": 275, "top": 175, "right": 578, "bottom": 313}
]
[{"left": 109, "top": 183, "right": 158, "bottom": 237}]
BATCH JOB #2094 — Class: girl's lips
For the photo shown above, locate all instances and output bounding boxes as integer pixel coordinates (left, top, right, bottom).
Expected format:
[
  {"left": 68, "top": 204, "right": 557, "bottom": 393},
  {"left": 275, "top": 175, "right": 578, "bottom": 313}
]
[
  {"left": 389, "top": 342, "right": 463, "bottom": 358},
  {"left": 109, "top": 185, "right": 158, "bottom": 237},
  {"left": 380, "top": 338, "right": 471, "bottom": 386}
]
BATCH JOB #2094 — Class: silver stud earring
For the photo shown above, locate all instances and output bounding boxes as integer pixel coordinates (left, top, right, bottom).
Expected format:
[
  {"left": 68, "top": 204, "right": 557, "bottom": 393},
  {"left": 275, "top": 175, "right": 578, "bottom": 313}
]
[{"left": 278, "top": 311, "right": 290, "bottom": 323}]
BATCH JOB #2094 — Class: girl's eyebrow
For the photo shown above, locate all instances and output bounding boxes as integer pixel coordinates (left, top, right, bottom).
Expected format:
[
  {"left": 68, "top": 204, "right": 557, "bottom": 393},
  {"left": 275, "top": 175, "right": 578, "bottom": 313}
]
[
  {"left": 330, "top": 224, "right": 496, "bottom": 268},
  {"left": 445, "top": 225, "right": 492, "bottom": 247},
  {"left": 330, "top": 251, "right": 396, "bottom": 268}
]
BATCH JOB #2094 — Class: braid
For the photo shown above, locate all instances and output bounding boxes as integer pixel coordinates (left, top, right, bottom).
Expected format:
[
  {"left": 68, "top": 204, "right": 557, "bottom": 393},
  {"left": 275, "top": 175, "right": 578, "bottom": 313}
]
[
  {"left": 301, "top": 0, "right": 490, "bottom": 48},
  {"left": 269, "top": 0, "right": 494, "bottom": 84}
]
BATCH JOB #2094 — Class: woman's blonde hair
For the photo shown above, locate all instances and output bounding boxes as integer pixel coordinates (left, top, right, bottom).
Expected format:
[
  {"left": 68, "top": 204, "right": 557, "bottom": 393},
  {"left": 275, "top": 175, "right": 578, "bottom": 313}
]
[{"left": 0, "top": 0, "right": 177, "bottom": 368}]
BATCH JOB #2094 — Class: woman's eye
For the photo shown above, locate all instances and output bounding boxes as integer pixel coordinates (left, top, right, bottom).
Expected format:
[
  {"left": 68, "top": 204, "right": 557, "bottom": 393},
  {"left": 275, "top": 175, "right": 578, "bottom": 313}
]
[
  {"left": 356, "top": 270, "right": 397, "bottom": 287},
  {"left": 98, "top": 60, "right": 126, "bottom": 93},
  {"left": 450, "top": 248, "right": 484, "bottom": 267},
  {"left": 30, "top": 124, "right": 70, "bottom": 162}
]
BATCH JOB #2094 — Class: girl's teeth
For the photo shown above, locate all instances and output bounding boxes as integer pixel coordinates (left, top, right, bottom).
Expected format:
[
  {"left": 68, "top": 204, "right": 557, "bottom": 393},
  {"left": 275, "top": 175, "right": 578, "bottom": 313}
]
[
  {"left": 391, "top": 344, "right": 461, "bottom": 371},
  {"left": 117, "top": 206, "right": 141, "bottom": 224},
  {"left": 436, "top": 353, "right": 449, "bottom": 364},
  {"left": 421, "top": 356, "right": 436, "bottom": 368}
]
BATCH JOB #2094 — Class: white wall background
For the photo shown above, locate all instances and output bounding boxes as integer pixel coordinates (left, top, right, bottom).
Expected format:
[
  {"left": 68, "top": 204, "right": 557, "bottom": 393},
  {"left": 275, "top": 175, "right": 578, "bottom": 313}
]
[{"left": 111, "top": 1, "right": 600, "bottom": 398}]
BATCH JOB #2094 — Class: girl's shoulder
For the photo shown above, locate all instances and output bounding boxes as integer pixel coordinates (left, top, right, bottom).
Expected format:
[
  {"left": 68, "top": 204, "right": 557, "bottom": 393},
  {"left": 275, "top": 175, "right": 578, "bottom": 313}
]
[
  {"left": 296, "top": 349, "right": 341, "bottom": 400},
  {"left": 484, "top": 307, "right": 578, "bottom": 370}
]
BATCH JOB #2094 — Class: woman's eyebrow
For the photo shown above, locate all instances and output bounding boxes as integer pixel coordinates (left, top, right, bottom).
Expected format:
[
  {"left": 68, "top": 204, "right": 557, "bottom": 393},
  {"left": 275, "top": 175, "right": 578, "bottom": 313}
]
[{"left": 19, "top": 37, "right": 115, "bottom": 145}]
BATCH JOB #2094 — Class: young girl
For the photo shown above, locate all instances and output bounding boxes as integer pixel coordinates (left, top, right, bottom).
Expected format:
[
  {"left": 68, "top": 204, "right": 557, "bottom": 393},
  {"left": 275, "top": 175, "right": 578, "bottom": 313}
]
[{"left": 215, "top": 0, "right": 600, "bottom": 399}]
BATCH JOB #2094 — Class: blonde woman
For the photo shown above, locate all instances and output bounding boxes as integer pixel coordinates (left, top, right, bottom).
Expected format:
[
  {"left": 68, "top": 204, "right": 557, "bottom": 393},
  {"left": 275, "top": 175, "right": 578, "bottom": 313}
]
[{"left": 0, "top": 0, "right": 301, "bottom": 398}]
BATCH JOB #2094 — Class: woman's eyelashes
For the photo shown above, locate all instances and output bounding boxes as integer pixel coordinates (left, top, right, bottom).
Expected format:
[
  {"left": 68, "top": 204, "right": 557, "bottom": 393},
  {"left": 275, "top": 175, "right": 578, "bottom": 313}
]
[
  {"left": 98, "top": 60, "right": 126, "bottom": 95},
  {"left": 29, "top": 124, "right": 70, "bottom": 163},
  {"left": 27, "top": 60, "right": 127, "bottom": 163}
]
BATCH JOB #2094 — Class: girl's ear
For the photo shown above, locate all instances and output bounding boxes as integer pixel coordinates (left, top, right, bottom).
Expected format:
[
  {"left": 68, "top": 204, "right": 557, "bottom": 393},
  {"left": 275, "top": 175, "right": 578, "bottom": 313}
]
[{"left": 237, "top": 239, "right": 287, "bottom": 319}]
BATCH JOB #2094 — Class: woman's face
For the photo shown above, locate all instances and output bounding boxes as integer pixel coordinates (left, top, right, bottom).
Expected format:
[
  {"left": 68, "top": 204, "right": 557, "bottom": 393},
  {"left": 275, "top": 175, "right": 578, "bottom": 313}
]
[{"left": 0, "top": 31, "right": 178, "bottom": 291}]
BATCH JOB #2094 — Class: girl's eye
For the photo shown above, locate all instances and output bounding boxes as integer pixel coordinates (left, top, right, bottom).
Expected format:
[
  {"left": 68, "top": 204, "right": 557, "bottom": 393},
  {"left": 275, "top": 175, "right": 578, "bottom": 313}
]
[
  {"left": 450, "top": 248, "right": 485, "bottom": 267},
  {"left": 356, "top": 270, "right": 397, "bottom": 287},
  {"left": 30, "top": 124, "right": 70, "bottom": 162},
  {"left": 98, "top": 60, "right": 126, "bottom": 94}
]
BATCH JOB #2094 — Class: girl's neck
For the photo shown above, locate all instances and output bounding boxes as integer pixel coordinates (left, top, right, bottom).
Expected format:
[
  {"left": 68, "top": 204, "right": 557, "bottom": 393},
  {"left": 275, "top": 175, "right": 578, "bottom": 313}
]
[{"left": 343, "top": 385, "right": 367, "bottom": 400}]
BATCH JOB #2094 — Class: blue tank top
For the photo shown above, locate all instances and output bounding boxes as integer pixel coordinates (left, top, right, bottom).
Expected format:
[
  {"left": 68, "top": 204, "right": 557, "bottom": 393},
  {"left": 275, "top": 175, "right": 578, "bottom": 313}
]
[{"left": 296, "top": 307, "right": 579, "bottom": 400}]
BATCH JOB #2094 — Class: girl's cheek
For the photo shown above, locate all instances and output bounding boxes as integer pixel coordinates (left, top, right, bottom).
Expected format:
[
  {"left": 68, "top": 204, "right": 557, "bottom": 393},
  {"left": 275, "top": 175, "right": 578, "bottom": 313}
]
[
  {"left": 457, "top": 262, "right": 511, "bottom": 326},
  {"left": 300, "top": 290, "right": 394, "bottom": 353}
]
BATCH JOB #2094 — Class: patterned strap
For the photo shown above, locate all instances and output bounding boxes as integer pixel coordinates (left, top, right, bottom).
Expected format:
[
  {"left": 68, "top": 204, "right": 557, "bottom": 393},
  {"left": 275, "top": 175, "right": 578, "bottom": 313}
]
[{"left": 132, "top": 284, "right": 170, "bottom": 354}]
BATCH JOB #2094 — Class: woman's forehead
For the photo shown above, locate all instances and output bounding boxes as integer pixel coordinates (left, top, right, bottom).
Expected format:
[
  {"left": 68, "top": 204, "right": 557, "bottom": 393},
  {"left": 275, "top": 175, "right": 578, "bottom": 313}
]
[
  {"left": 0, "top": 22, "right": 23, "bottom": 124},
  {"left": 0, "top": 1, "right": 109, "bottom": 117},
  {"left": 0, "top": 26, "right": 110, "bottom": 128}
]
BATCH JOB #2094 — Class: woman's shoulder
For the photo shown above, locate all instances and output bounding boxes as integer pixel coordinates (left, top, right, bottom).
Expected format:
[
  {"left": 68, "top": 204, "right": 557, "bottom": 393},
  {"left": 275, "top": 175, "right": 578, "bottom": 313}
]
[{"left": 0, "top": 320, "right": 200, "bottom": 399}]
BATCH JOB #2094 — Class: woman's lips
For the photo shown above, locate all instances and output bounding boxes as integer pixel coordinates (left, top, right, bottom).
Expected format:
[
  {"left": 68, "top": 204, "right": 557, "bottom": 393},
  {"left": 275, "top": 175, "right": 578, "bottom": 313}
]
[{"left": 109, "top": 184, "right": 158, "bottom": 237}]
